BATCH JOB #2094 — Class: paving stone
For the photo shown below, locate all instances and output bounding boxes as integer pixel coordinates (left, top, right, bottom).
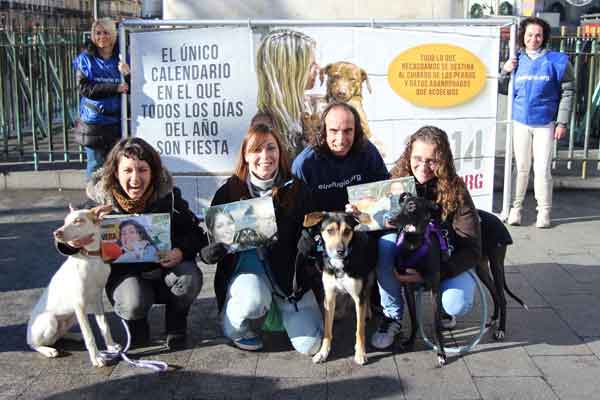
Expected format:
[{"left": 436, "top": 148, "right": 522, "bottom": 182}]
[
  {"left": 396, "top": 350, "right": 478, "bottom": 400},
  {"left": 533, "top": 355, "right": 600, "bottom": 400},
  {"left": 98, "top": 372, "right": 179, "bottom": 400},
  {"left": 323, "top": 353, "right": 404, "bottom": 399},
  {"left": 583, "top": 337, "right": 600, "bottom": 357},
  {"left": 327, "top": 375, "right": 405, "bottom": 400},
  {"left": 18, "top": 373, "right": 107, "bottom": 400},
  {"left": 174, "top": 370, "right": 257, "bottom": 400},
  {"left": 252, "top": 377, "right": 327, "bottom": 400},
  {"left": 518, "top": 263, "right": 583, "bottom": 296},
  {"left": 542, "top": 294, "right": 600, "bottom": 337},
  {"left": 462, "top": 341, "right": 541, "bottom": 377},
  {"left": 0, "top": 372, "right": 32, "bottom": 400},
  {"left": 474, "top": 376, "right": 559, "bottom": 400},
  {"left": 256, "top": 349, "right": 326, "bottom": 379}
]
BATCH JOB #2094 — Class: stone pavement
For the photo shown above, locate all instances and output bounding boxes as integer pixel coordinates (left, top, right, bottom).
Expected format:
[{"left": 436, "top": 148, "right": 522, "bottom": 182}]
[{"left": 1, "top": 188, "right": 599, "bottom": 400}]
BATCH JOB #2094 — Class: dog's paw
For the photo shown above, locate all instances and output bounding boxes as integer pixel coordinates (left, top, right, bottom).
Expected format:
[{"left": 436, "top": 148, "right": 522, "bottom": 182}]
[
  {"left": 92, "top": 355, "right": 108, "bottom": 367},
  {"left": 354, "top": 351, "right": 368, "bottom": 365},
  {"left": 312, "top": 349, "right": 330, "bottom": 364},
  {"left": 437, "top": 354, "right": 447, "bottom": 367},
  {"left": 36, "top": 346, "right": 59, "bottom": 358},
  {"left": 493, "top": 329, "right": 506, "bottom": 341},
  {"left": 106, "top": 343, "right": 122, "bottom": 353}
]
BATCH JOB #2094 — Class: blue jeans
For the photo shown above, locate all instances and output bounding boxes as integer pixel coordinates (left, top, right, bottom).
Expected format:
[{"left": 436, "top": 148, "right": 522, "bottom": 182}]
[
  {"left": 222, "top": 250, "right": 323, "bottom": 355},
  {"left": 376, "top": 232, "right": 476, "bottom": 320},
  {"left": 85, "top": 146, "right": 106, "bottom": 179}
]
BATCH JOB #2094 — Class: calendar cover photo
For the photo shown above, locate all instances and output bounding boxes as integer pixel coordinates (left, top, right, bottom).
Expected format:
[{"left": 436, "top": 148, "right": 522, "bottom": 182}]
[
  {"left": 100, "top": 213, "right": 171, "bottom": 263},
  {"left": 347, "top": 177, "right": 417, "bottom": 231},
  {"left": 202, "top": 197, "right": 277, "bottom": 253}
]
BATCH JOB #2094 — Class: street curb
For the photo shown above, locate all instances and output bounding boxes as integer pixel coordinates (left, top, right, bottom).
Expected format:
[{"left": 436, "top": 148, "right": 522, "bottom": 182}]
[{"left": 0, "top": 170, "right": 86, "bottom": 191}]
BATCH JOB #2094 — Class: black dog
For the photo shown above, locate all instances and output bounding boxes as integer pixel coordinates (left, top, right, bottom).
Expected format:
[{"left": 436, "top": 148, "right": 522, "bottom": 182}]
[
  {"left": 302, "top": 212, "right": 375, "bottom": 365},
  {"left": 390, "top": 194, "right": 528, "bottom": 366},
  {"left": 389, "top": 193, "right": 448, "bottom": 366},
  {"left": 477, "top": 210, "right": 528, "bottom": 340}
]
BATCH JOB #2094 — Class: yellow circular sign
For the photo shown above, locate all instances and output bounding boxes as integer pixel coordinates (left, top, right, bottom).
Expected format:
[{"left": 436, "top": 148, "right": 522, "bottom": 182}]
[{"left": 387, "top": 43, "right": 487, "bottom": 108}]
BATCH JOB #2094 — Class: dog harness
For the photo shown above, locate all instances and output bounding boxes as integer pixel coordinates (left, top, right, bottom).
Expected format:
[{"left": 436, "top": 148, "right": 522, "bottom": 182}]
[{"left": 395, "top": 221, "right": 449, "bottom": 268}]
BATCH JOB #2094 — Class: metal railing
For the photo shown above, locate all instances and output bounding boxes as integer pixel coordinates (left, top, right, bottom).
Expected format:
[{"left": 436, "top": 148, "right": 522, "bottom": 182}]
[
  {"left": 499, "top": 26, "right": 600, "bottom": 178},
  {"left": 0, "top": 26, "right": 85, "bottom": 170}
]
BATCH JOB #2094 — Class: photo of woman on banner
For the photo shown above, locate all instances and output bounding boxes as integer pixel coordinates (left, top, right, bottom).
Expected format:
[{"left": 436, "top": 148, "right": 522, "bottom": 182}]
[
  {"left": 204, "top": 207, "right": 236, "bottom": 246},
  {"left": 114, "top": 219, "right": 159, "bottom": 263},
  {"left": 256, "top": 29, "right": 320, "bottom": 156}
]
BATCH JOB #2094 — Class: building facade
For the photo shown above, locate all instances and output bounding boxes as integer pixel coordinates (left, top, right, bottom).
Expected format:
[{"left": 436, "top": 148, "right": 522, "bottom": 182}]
[{"left": 0, "top": 0, "right": 141, "bottom": 30}]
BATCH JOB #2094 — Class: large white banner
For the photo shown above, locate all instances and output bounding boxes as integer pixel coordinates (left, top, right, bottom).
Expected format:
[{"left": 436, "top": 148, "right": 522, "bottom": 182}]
[
  {"left": 130, "top": 24, "right": 500, "bottom": 212},
  {"left": 130, "top": 27, "right": 257, "bottom": 173},
  {"left": 293, "top": 26, "right": 501, "bottom": 211}
]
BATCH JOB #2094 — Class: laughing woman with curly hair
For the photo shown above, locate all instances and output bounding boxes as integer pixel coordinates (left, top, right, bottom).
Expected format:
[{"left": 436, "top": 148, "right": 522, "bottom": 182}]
[{"left": 370, "top": 126, "right": 482, "bottom": 350}]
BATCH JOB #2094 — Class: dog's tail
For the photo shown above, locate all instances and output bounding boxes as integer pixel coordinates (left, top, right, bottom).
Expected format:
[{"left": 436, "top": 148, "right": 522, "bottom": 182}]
[{"left": 504, "top": 284, "right": 529, "bottom": 310}]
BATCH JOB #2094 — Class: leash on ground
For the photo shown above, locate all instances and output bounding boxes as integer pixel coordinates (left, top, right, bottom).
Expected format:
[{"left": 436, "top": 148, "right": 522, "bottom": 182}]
[{"left": 99, "top": 319, "right": 169, "bottom": 372}]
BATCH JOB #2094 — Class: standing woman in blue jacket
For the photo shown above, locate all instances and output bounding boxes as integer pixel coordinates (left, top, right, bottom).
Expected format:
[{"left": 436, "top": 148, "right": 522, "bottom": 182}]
[
  {"left": 73, "top": 18, "right": 130, "bottom": 179},
  {"left": 499, "top": 17, "right": 574, "bottom": 228}
]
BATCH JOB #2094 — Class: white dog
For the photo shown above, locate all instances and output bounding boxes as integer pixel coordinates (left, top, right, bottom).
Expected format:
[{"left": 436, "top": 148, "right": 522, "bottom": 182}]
[{"left": 27, "top": 205, "right": 120, "bottom": 367}]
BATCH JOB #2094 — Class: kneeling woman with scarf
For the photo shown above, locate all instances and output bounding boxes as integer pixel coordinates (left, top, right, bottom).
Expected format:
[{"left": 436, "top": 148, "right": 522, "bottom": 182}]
[{"left": 201, "top": 119, "right": 323, "bottom": 354}]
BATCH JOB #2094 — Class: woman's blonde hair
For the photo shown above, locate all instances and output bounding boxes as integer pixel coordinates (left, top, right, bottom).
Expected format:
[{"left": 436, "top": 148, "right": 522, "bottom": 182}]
[
  {"left": 91, "top": 18, "right": 117, "bottom": 46},
  {"left": 256, "top": 29, "right": 316, "bottom": 155},
  {"left": 390, "top": 126, "right": 467, "bottom": 220}
]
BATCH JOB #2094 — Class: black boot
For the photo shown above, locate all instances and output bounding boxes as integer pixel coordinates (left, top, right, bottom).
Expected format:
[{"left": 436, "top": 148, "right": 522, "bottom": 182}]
[
  {"left": 165, "top": 308, "right": 188, "bottom": 350},
  {"left": 125, "top": 318, "right": 150, "bottom": 348}
]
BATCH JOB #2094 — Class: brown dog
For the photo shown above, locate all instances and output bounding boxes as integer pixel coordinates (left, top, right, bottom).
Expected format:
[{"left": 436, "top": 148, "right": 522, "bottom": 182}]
[
  {"left": 320, "top": 61, "right": 373, "bottom": 138},
  {"left": 303, "top": 212, "right": 375, "bottom": 365}
]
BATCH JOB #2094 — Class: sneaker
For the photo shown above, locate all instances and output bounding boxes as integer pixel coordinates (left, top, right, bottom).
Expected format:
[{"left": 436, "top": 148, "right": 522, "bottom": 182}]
[
  {"left": 233, "top": 331, "right": 263, "bottom": 351},
  {"left": 441, "top": 313, "right": 456, "bottom": 330},
  {"left": 536, "top": 210, "right": 551, "bottom": 229},
  {"left": 507, "top": 207, "right": 522, "bottom": 226},
  {"left": 371, "top": 316, "right": 402, "bottom": 349}
]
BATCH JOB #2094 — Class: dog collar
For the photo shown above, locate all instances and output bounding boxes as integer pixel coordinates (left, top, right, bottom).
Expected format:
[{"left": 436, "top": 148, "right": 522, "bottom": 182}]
[
  {"left": 80, "top": 248, "right": 102, "bottom": 257},
  {"left": 396, "top": 221, "right": 449, "bottom": 267}
]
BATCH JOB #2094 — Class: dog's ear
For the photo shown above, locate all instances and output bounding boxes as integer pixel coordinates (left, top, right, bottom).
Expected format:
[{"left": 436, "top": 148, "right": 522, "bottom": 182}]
[
  {"left": 319, "top": 64, "right": 332, "bottom": 87},
  {"left": 398, "top": 192, "right": 411, "bottom": 205},
  {"left": 68, "top": 203, "right": 76, "bottom": 213},
  {"left": 355, "top": 212, "right": 372, "bottom": 226},
  {"left": 90, "top": 204, "right": 113, "bottom": 224},
  {"left": 361, "top": 68, "right": 372, "bottom": 94},
  {"left": 303, "top": 211, "right": 326, "bottom": 228},
  {"left": 427, "top": 201, "right": 442, "bottom": 220}
]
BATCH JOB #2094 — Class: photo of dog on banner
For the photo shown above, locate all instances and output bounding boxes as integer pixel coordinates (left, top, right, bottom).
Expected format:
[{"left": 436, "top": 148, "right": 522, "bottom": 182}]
[{"left": 31, "top": 24, "right": 549, "bottom": 372}]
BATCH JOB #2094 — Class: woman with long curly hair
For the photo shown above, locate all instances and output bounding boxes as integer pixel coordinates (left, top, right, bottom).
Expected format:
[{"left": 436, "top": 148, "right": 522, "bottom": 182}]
[
  {"left": 256, "top": 29, "right": 319, "bottom": 156},
  {"left": 370, "top": 126, "right": 482, "bottom": 350}
]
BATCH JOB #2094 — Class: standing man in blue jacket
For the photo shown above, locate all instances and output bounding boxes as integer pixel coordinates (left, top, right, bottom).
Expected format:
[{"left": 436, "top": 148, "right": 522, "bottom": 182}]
[{"left": 499, "top": 17, "right": 574, "bottom": 228}]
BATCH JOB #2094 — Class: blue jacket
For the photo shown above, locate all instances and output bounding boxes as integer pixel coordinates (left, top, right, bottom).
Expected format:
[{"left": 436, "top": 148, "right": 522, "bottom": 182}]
[
  {"left": 292, "top": 141, "right": 389, "bottom": 211},
  {"left": 74, "top": 48, "right": 122, "bottom": 125},
  {"left": 512, "top": 51, "right": 569, "bottom": 126}
]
